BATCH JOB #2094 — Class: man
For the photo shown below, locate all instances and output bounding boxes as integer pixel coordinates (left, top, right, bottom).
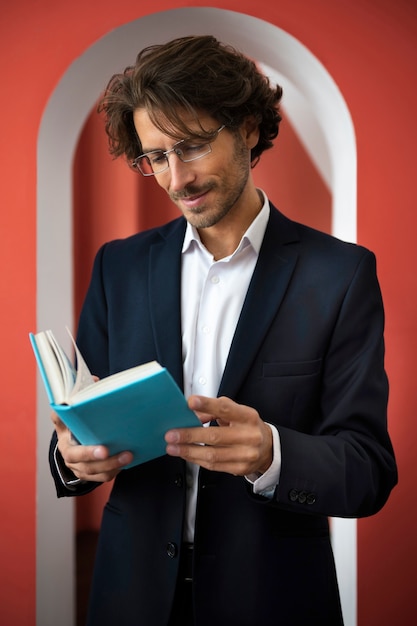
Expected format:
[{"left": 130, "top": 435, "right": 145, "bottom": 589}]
[{"left": 49, "top": 35, "right": 397, "bottom": 626}]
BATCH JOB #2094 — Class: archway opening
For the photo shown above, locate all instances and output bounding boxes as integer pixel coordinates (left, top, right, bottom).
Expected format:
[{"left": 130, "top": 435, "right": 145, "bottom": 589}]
[{"left": 37, "top": 9, "right": 356, "bottom": 626}]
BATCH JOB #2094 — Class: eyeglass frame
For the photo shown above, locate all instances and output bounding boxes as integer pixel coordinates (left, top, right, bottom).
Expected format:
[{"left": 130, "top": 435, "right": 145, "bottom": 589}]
[{"left": 131, "top": 124, "right": 226, "bottom": 176}]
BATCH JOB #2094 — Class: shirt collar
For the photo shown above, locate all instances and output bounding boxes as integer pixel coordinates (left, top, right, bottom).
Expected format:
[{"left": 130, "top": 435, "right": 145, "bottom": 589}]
[{"left": 182, "top": 189, "right": 270, "bottom": 256}]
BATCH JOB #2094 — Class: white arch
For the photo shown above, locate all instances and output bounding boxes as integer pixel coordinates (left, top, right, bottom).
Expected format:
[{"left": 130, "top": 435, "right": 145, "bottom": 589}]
[{"left": 37, "top": 8, "right": 357, "bottom": 626}]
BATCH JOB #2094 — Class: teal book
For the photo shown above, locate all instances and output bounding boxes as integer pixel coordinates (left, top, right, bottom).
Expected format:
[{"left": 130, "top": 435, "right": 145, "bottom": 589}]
[{"left": 29, "top": 328, "right": 200, "bottom": 468}]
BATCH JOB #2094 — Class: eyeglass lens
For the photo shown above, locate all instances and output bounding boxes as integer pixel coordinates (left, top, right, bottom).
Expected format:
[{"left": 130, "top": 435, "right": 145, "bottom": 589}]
[{"left": 134, "top": 125, "right": 225, "bottom": 176}]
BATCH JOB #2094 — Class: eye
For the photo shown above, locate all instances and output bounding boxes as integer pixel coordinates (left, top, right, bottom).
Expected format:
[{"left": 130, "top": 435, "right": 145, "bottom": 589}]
[
  {"left": 180, "top": 142, "right": 208, "bottom": 158},
  {"left": 149, "top": 151, "right": 167, "bottom": 165}
]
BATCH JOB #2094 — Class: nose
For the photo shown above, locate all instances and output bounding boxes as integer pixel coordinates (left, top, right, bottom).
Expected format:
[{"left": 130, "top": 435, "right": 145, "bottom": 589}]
[{"left": 166, "top": 152, "right": 197, "bottom": 192}]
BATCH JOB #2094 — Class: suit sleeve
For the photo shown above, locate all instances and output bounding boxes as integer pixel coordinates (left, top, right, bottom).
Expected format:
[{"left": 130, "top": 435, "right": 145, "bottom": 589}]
[
  {"left": 269, "top": 250, "right": 397, "bottom": 517},
  {"left": 48, "top": 244, "right": 110, "bottom": 498}
]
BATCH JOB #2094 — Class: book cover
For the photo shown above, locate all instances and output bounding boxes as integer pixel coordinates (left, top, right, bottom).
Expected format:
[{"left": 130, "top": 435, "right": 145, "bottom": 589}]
[{"left": 30, "top": 330, "right": 200, "bottom": 468}]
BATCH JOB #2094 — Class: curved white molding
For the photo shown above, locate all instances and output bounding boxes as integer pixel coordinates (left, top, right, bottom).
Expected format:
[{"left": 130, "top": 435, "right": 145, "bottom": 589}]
[{"left": 37, "top": 8, "right": 357, "bottom": 626}]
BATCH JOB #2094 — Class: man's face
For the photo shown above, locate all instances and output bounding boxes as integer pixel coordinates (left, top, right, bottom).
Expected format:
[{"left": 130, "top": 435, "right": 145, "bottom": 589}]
[{"left": 133, "top": 109, "right": 257, "bottom": 230}]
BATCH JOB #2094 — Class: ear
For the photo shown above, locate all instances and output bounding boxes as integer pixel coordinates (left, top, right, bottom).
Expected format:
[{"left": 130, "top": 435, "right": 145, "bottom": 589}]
[{"left": 241, "top": 116, "right": 260, "bottom": 149}]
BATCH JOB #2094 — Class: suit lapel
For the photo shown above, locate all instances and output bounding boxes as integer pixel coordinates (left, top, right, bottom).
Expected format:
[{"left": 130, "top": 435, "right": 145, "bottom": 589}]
[
  {"left": 147, "top": 207, "right": 299, "bottom": 397},
  {"left": 218, "top": 207, "right": 300, "bottom": 398},
  {"left": 148, "top": 219, "right": 187, "bottom": 389}
]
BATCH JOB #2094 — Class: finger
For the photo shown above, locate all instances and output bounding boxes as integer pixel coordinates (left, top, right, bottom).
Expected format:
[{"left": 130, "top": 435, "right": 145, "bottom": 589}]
[
  {"left": 166, "top": 441, "right": 260, "bottom": 475},
  {"left": 188, "top": 395, "right": 257, "bottom": 425},
  {"left": 63, "top": 442, "right": 133, "bottom": 468},
  {"left": 166, "top": 403, "right": 261, "bottom": 447},
  {"left": 51, "top": 413, "right": 80, "bottom": 449},
  {"left": 186, "top": 397, "right": 216, "bottom": 425},
  {"left": 51, "top": 411, "right": 68, "bottom": 433},
  {"left": 64, "top": 448, "right": 134, "bottom": 482},
  {"left": 165, "top": 423, "right": 252, "bottom": 447},
  {"left": 165, "top": 411, "right": 273, "bottom": 475}
]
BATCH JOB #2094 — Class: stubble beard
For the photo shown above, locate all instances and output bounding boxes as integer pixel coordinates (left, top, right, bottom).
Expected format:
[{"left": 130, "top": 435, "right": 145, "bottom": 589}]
[{"left": 170, "top": 134, "right": 250, "bottom": 229}]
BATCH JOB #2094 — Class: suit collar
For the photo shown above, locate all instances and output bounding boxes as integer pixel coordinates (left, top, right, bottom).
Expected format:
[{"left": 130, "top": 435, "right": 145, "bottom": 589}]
[{"left": 182, "top": 194, "right": 270, "bottom": 257}]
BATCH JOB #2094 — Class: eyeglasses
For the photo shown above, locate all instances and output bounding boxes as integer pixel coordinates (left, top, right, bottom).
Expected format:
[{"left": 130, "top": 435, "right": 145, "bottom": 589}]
[{"left": 132, "top": 125, "right": 226, "bottom": 176}]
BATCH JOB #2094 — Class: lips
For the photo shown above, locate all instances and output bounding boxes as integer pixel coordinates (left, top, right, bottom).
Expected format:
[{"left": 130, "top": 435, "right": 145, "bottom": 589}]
[
  {"left": 171, "top": 186, "right": 212, "bottom": 211},
  {"left": 180, "top": 191, "right": 209, "bottom": 209}
]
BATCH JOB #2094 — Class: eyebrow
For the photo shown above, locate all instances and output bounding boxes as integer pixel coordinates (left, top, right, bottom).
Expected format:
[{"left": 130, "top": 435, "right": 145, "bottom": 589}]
[
  {"left": 141, "top": 136, "right": 188, "bottom": 155},
  {"left": 141, "top": 146, "right": 164, "bottom": 155},
  {"left": 141, "top": 127, "right": 216, "bottom": 155}
]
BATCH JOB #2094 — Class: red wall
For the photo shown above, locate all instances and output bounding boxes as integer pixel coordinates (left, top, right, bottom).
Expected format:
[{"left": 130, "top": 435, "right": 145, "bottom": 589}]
[{"left": 1, "top": 1, "right": 415, "bottom": 624}]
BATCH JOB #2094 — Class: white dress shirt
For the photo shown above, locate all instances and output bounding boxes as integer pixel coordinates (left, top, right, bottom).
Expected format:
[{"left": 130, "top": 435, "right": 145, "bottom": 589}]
[{"left": 181, "top": 190, "right": 281, "bottom": 542}]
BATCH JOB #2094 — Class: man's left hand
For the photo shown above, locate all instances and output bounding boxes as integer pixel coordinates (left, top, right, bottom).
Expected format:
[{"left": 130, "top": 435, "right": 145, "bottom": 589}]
[{"left": 165, "top": 395, "right": 273, "bottom": 476}]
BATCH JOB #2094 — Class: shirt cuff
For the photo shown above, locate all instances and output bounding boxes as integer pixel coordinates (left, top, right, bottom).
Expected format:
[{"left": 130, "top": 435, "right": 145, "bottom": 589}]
[
  {"left": 53, "top": 442, "right": 84, "bottom": 490},
  {"left": 245, "top": 423, "right": 281, "bottom": 498}
]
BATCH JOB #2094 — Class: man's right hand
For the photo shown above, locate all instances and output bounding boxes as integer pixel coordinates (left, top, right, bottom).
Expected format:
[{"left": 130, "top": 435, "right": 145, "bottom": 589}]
[{"left": 52, "top": 411, "right": 133, "bottom": 483}]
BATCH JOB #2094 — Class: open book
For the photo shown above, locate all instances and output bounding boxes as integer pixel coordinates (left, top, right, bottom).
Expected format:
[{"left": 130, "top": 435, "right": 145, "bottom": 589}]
[{"left": 29, "top": 328, "right": 200, "bottom": 468}]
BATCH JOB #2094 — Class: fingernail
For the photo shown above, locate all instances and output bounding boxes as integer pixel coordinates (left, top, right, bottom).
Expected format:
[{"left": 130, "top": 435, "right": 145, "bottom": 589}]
[
  {"left": 165, "top": 430, "right": 179, "bottom": 443},
  {"left": 93, "top": 447, "right": 106, "bottom": 459},
  {"left": 190, "top": 396, "right": 202, "bottom": 409},
  {"left": 118, "top": 452, "right": 131, "bottom": 466}
]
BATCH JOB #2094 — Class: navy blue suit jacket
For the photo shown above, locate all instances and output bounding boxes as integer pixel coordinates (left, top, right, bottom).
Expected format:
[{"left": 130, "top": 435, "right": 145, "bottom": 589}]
[{"left": 50, "top": 204, "right": 397, "bottom": 626}]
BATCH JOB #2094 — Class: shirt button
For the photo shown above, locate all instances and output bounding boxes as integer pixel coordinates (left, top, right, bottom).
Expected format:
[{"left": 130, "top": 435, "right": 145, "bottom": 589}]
[
  {"left": 167, "top": 542, "right": 178, "bottom": 558},
  {"left": 210, "top": 275, "right": 220, "bottom": 284},
  {"left": 198, "top": 376, "right": 207, "bottom": 385},
  {"left": 174, "top": 475, "right": 183, "bottom": 488},
  {"left": 202, "top": 325, "right": 210, "bottom": 334}
]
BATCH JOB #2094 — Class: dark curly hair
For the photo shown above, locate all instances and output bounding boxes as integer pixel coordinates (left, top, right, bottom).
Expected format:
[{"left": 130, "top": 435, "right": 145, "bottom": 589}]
[{"left": 98, "top": 35, "right": 283, "bottom": 167}]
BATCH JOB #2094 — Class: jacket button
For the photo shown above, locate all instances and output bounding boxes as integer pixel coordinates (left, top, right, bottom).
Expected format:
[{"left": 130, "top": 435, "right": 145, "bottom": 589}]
[
  {"left": 306, "top": 493, "right": 316, "bottom": 505},
  {"left": 167, "top": 542, "right": 178, "bottom": 558},
  {"left": 298, "top": 490, "right": 307, "bottom": 504},
  {"left": 174, "top": 474, "right": 183, "bottom": 487},
  {"left": 289, "top": 489, "right": 299, "bottom": 502}
]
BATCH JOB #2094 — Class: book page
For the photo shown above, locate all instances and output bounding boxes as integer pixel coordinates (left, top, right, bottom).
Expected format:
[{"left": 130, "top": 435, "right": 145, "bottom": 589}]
[
  {"left": 46, "top": 330, "right": 77, "bottom": 399},
  {"left": 31, "top": 332, "right": 70, "bottom": 404},
  {"left": 66, "top": 327, "right": 95, "bottom": 397},
  {"left": 73, "top": 360, "right": 162, "bottom": 403}
]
